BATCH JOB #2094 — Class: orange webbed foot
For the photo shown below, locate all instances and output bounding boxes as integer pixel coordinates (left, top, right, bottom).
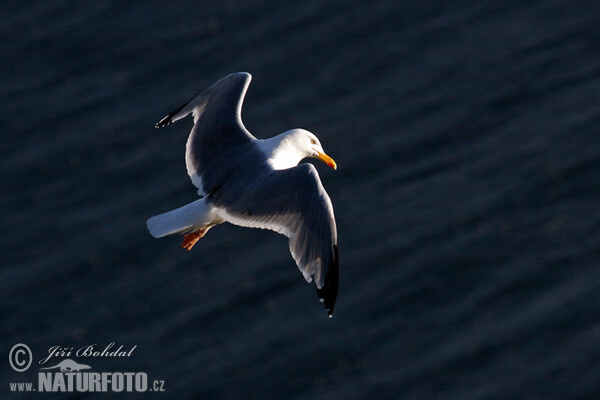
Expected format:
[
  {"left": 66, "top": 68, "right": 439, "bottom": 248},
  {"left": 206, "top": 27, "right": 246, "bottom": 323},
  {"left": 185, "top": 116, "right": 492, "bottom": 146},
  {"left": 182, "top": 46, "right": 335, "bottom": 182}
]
[{"left": 181, "top": 228, "right": 208, "bottom": 251}]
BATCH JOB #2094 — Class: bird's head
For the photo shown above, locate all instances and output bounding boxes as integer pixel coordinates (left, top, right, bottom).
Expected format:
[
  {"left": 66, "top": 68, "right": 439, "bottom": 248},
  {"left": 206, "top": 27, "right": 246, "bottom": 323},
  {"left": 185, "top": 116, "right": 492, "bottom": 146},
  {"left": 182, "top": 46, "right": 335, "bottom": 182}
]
[{"left": 282, "top": 129, "right": 337, "bottom": 170}]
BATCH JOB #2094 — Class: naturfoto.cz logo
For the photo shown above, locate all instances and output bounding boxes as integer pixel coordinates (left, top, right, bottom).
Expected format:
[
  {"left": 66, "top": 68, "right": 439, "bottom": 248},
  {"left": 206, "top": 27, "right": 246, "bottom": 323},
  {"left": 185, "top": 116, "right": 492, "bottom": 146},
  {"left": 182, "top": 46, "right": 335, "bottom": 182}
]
[{"left": 8, "top": 343, "right": 165, "bottom": 393}]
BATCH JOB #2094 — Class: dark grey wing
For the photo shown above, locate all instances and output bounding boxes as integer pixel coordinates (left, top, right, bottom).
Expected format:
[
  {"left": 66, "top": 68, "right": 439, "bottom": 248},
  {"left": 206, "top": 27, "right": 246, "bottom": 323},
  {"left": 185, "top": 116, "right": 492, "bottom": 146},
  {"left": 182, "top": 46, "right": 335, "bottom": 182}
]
[
  {"left": 212, "top": 163, "right": 339, "bottom": 316},
  {"left": 155, "top": 72, "right": 255, "bottom": 194}
]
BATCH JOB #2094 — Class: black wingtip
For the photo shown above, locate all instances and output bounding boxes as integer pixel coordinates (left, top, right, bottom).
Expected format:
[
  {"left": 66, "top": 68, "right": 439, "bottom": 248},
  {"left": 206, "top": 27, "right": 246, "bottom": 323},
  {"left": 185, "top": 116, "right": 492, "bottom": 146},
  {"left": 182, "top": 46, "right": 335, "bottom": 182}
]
[
  {"left": 317, "top": 244, "right": 339, "bottom": 318},
  {"left": 155, "top": 114, "right": 174, "bottom": 128},
  {"left": 155, "top": 97, "right": 191, "bottom": 129}
]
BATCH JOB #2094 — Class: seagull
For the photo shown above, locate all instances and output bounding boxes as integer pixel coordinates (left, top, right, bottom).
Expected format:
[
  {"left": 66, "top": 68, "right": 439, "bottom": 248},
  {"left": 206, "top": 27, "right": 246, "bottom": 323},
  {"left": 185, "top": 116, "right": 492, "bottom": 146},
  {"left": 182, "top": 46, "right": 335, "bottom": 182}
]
[{"left": 147, "top": 72, "right": 339, "bottom": 317}]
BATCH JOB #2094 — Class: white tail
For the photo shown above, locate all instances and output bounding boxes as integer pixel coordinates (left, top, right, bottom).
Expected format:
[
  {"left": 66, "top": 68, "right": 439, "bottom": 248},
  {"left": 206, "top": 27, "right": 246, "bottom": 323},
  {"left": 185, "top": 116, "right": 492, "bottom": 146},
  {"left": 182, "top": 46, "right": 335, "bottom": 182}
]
[{"left": 146, "top": 198, "right": 215, "bottom": 238}]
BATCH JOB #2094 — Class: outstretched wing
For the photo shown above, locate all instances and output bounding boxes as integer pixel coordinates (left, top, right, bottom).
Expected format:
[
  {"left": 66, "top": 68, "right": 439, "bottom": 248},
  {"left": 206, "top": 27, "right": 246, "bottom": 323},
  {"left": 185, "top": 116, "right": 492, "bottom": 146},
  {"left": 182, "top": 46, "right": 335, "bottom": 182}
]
[
  {"left": 212, "top": 163, "right": 339, "bottom": 317},
  {"left": 155, "top": 72, "right": 256, "bottom": 195}
]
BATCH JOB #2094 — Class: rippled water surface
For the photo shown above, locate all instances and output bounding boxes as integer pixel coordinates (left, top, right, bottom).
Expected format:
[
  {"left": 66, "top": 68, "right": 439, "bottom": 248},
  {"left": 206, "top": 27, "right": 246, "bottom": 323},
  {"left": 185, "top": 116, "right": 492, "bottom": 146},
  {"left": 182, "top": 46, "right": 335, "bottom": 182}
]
[{"left": 2, "top": 1, "right": 600, "bottom": 399}]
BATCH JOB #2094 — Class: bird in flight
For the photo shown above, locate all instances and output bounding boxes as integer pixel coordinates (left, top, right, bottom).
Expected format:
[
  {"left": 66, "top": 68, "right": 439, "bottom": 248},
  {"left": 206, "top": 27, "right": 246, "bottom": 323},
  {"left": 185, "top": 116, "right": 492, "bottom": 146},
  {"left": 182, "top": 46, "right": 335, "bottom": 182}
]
[{"left": 147, "top": 73, "right": 339, "bottom": 317}]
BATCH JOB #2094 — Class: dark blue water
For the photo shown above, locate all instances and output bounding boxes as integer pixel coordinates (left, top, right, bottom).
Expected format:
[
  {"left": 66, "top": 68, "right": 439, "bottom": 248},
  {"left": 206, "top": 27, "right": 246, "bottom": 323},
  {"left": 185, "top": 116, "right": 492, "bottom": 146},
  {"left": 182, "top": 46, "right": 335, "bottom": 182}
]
[{"left": 2, "top": 1, "right": 600, "bottom": 398}]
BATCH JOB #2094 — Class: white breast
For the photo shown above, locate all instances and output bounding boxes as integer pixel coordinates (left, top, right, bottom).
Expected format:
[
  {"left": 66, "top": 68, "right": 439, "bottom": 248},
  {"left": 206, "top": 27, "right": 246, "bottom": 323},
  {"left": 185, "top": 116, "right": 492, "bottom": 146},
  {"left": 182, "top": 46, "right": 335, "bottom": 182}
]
[{"left": 256, "top": 136, "right": 305, "bottom": 170}]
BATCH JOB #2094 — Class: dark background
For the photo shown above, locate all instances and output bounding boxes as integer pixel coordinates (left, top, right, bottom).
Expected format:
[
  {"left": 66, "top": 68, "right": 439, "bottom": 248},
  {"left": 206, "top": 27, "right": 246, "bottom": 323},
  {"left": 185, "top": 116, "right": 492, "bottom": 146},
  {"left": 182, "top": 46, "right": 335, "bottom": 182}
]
[{"left": 2, "top": 1, "right": 600, "bottom": 399}]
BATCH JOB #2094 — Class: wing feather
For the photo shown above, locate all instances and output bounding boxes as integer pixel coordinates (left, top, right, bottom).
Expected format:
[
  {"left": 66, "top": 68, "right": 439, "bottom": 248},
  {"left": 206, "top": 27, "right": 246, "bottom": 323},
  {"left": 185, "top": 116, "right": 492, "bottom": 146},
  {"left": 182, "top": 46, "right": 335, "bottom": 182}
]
[
  {"left": 155, "top": 72, "right": 255, "bottom": 195},
  {"left": 212, "top": 163, "right": 339, "bottom": 316}
]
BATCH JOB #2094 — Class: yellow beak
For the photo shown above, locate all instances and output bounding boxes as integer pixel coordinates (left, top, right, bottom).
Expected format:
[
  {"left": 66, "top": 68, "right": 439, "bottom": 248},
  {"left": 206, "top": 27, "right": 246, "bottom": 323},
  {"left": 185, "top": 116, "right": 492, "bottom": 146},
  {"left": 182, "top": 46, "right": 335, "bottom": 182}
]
[{"left": 316, "top": 151, "right": 337, "bottom": 170}]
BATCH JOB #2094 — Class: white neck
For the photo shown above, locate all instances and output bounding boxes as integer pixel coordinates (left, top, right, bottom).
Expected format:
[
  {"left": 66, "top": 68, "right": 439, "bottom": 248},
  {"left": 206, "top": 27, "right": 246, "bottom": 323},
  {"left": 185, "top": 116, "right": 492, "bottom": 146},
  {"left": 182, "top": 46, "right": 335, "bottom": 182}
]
[{"left": 256, "top": 134, "right": 306, "bottom": 170}]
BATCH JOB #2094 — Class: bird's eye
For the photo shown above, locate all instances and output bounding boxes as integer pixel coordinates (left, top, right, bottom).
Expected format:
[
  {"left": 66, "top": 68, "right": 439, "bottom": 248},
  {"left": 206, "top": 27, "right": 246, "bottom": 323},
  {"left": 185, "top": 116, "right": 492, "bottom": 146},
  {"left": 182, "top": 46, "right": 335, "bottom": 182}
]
[{"left": 310, "top": 138, "right": 316, "bottom": 145}]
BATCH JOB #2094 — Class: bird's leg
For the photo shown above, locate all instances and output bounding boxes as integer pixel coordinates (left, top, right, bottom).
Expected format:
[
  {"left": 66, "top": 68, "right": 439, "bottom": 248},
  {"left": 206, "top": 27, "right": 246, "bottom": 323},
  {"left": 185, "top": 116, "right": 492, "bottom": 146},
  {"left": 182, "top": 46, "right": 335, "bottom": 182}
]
[{"left": 181, "top": 226, "right": 210, "bottom": 251}]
